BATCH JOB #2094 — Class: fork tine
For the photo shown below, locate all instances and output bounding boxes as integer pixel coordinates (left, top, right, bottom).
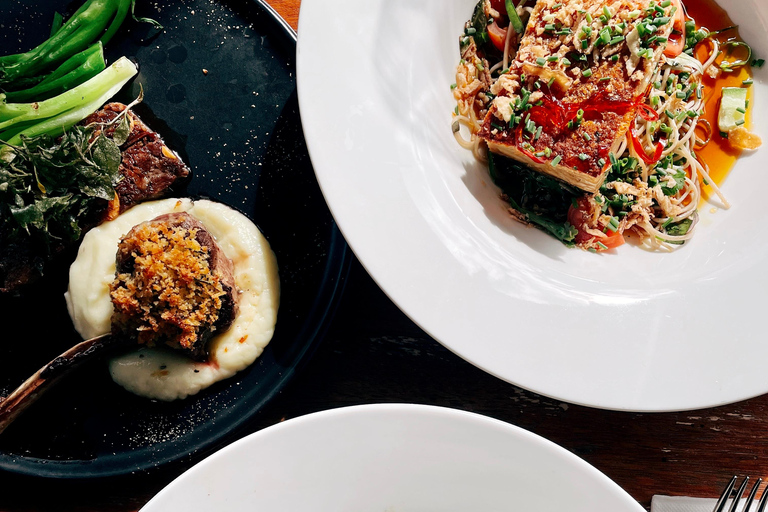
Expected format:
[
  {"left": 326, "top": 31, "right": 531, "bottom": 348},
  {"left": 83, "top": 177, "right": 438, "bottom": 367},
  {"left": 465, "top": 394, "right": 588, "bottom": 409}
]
[
  {"left": 729, "top": 477, "right": 751, "bottom": 512},
  {"left": 714, "top": 477, "right": 739, "bottom": 512},
  {"left": 757, "top": 483, "right": 768, "bottom": 512},
  {"left": 743, "top": 478, "right": 763, "bottom": 512}
]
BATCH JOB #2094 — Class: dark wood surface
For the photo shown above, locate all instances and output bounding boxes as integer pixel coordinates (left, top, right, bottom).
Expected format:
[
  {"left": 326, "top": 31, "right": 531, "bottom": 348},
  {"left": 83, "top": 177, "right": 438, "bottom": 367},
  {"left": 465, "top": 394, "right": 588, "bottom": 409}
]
[{"left": 3, "top": 1, "right": 768, "bottom": 510}]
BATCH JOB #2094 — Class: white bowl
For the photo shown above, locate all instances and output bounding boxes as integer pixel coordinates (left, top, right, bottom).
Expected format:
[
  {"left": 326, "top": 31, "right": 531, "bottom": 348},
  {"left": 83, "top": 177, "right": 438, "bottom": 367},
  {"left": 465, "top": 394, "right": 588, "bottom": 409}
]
[
  {"left": 140, "top": 404, "right": 644, "bottom": 512},
  {"left": 297, "top": 0, "right": 768, "bottom": 412}
]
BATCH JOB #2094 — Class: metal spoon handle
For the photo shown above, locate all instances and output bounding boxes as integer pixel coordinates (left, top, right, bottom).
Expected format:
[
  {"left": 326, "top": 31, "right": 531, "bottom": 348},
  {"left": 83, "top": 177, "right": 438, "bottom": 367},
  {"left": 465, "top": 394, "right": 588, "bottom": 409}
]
[{"left": 0, "top": 333, "right": 125, "bottom": 435}]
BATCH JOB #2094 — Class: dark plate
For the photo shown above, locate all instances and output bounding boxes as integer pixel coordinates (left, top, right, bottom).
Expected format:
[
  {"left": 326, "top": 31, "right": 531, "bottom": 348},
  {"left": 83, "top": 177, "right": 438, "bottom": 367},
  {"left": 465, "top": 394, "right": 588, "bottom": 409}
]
[{"left": 0, "top": 0, "right": 350, "bottom": 477}]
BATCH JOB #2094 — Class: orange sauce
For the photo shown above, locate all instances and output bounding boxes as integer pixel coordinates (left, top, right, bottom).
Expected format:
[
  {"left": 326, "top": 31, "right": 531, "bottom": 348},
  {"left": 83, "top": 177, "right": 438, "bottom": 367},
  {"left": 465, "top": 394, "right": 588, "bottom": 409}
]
[{"left": 684, "top": 0, "right": 753, "bottom": 190}]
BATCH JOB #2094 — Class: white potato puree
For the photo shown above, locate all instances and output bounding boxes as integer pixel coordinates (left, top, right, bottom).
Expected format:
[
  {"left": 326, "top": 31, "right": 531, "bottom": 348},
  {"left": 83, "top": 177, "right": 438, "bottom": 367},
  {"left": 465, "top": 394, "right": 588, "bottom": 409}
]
[{"left": 65, "top": 198, "right": 279, "bottom": 401}]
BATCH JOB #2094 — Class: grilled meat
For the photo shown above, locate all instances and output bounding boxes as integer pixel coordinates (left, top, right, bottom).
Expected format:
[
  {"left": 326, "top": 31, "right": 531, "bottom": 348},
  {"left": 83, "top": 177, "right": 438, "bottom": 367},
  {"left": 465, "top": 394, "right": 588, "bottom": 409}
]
[{"left": 111, "top": 212, "right": 238, "bottom": 360}]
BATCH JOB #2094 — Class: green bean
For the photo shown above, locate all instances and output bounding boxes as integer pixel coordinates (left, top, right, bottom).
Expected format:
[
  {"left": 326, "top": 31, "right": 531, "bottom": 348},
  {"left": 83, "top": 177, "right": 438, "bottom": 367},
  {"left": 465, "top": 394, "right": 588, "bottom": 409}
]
[
  {"left": 4, "top": 43, "right": 106, "bottom": 103},
  {"left": 100, "top": 0, "right": 132, "bottom": 46},
  {"left": 0, "top": 0, "right": 116, "bottom": 85},
  {"left": 50, "top": 12, "right": 64, "bottom": 37}
]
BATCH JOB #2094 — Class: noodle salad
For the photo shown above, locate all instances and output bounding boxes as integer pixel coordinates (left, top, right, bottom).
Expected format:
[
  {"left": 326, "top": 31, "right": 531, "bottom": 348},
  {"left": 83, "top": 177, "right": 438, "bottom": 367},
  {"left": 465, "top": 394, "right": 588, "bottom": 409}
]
[{"left": 453, "top": 0, "right": 762, "bottom": 251}]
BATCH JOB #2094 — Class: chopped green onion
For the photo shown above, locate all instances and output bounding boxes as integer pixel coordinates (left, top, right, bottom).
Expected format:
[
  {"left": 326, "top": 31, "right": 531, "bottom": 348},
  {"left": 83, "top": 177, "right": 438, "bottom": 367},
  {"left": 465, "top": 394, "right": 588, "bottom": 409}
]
[
  {"left": 536, "top": 57, "right": 546, "bottom": 66},
  {"left": 551, "top": 155, "right": 562, "bottom": 165},
  {"left": 582, "top": 69, "right": 593, "bottom": 78},
  {"left": 505, "top": 0, "right": 525, "bottom": 34}
]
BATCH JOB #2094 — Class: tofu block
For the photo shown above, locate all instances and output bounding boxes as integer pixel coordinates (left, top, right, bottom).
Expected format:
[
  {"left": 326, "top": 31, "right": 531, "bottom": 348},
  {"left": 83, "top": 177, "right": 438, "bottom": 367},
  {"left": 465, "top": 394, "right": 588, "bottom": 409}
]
[{"left": 480, "top": 0, "right": 676, "bottom": 193}]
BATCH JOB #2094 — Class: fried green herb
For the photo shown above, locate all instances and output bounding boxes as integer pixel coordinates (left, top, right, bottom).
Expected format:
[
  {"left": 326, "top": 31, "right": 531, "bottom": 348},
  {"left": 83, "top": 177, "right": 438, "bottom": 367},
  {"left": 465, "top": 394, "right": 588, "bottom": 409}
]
[{"left": 0, "top": 125, "right": 121, "bottom": 253}]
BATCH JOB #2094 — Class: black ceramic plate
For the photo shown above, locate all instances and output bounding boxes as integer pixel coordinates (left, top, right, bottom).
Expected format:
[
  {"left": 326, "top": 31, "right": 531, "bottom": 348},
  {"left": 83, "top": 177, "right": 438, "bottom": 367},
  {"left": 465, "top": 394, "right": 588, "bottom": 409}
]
[{"left": 0, "top": 0, "right": 350, "bottom": 477}]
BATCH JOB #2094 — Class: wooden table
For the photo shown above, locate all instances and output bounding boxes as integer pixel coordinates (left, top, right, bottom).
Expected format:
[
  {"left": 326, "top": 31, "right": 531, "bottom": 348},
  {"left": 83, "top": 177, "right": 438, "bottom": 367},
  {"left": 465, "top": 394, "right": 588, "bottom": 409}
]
[{"left": 4, "top": 1, "right": 768, "bottom": 510}]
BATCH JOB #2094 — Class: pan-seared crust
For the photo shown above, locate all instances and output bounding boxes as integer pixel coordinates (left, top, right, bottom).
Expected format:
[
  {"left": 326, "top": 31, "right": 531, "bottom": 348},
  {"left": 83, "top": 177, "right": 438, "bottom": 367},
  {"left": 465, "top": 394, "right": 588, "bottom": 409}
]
[
  {"left": 480, "top": 0, "right": 676, "bottom": 193},
  {"left": 488, "top": 139, "right": 606, "bottom": 192}
]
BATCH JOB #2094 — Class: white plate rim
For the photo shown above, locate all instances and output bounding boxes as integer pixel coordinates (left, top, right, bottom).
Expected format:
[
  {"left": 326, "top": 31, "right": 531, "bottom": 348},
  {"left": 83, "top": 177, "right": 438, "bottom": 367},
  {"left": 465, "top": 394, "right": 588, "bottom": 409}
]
[{"left": 140, "top": 403, "right": 645, "bottom": 512}]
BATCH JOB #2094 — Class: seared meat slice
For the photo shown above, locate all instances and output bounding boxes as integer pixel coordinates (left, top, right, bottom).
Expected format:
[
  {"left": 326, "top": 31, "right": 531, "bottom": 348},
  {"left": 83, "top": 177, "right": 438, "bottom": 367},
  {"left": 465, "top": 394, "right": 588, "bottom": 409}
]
[
  {"left": 0, "top": 103, "right": 189, "bottom": 294},
  {"left": 110, "top": 212, "right": 238, "bottom": 360},
  {"left": 84, "top": 103, "right": 190, "bottom": 216}
]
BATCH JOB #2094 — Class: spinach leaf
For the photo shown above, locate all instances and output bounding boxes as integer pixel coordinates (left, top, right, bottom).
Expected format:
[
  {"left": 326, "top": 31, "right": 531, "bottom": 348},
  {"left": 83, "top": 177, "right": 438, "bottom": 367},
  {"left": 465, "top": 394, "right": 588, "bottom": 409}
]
[{"left": 488, "top": 153, "right": 578, "bottom": 245}]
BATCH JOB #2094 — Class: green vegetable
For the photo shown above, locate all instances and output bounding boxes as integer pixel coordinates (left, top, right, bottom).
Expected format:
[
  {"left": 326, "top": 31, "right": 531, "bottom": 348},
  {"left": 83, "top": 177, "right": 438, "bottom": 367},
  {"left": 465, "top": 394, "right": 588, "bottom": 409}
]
[
  {"left": 661, "top": 218, "right": 693, "bottom": 244},
  {"left": 718, "top": 41, "right": 752, "bottom": 72},
  {"left": 50, "top": 12, "right": 65, "bottom": 38},
  {"left": 0, "top": 0, "right": 160, "bottom": 90},
  {"left": 505, "top": 0, "right": 525, "bottom": 35},
  {"left": 488, "top": 153, "right": 578, "bottom": 245},
  {"left": 4, "top": 43, "right": 106, "bottom": 103},
  {"left": 0, "top": 123, "right": 122, "bottom": 254},
  {"left": 470, "top": 1, "right": 489, "bottom": 44},
  {"left": 718, "top": 87, "right": 748, "bottom": 133},
  {"left": 0, "top": 57, "right": 138, "bottom": 148}
]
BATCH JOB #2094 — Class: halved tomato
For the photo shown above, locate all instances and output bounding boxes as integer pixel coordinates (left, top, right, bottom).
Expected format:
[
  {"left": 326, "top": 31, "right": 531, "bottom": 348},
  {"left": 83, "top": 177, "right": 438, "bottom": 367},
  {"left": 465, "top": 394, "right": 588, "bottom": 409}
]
[
  {"left": 567, "top": 197, "right": 625, "bottom": 251},
  {"left": 487, "top": 21, "right": 508, "bottom": 52},
  {"left": 663, "top": 0, "right": 686, "bottom": 58}
]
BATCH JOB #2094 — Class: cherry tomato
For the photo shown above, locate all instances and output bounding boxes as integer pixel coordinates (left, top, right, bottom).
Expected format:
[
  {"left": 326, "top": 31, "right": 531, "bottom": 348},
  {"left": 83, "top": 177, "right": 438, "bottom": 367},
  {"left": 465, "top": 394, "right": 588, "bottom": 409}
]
[
  {"left": 567, "top": 197, "right": 625, "bottom": 250},
  {"left": 663, "top": 0, "right": 686, "bottom": 58},
  {"left": 487, "top": 21, "right": 508, "bottom": 52}
]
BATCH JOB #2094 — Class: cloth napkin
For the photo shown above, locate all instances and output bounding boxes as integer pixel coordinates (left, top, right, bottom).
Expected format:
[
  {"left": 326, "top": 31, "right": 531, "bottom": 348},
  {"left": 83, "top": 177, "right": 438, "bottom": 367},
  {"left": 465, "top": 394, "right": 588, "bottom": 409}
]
[{"left": 651, "top": 495, "right": 757, "bottom": 512}]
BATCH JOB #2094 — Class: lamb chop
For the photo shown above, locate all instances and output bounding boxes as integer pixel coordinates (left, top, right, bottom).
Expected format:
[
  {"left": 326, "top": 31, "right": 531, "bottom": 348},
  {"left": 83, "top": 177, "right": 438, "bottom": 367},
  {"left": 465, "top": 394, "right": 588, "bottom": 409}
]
[{"left": 0, "top": 211, "right": 239, "bottom": 434}]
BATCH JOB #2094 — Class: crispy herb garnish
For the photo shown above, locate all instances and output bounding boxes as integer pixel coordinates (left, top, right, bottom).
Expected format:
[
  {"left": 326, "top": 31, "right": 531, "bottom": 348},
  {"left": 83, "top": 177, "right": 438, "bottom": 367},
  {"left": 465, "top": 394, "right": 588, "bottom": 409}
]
[{"left": 0, "top": 125, "right": 121, "bottom": 253}]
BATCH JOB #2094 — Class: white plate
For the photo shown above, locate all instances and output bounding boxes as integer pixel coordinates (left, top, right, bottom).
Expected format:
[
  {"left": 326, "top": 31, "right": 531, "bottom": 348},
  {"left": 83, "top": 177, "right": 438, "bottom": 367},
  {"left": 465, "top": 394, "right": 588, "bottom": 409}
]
[
  {"left": 140, "top": 404, "right": 643, "bottom": 512},
  {"left": 297, "top": 0, "right": 768, "bottom": 412}
]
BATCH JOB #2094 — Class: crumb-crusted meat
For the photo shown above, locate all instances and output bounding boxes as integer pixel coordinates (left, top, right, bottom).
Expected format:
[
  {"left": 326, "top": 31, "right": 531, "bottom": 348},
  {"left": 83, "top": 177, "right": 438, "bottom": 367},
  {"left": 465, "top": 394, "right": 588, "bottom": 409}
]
[
  {"left": 480, "top": 0, "right": 676, "bottom": 193},
  {"left": 110, "top": 212, "right": 238, "bottom": 360}
]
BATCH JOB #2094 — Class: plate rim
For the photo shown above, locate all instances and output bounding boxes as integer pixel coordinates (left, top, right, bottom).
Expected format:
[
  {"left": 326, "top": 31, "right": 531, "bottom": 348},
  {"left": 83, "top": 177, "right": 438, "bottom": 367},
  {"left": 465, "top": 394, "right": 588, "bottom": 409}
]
[{"left": 140, "top": 403, "right": 646, "bottom": 512}]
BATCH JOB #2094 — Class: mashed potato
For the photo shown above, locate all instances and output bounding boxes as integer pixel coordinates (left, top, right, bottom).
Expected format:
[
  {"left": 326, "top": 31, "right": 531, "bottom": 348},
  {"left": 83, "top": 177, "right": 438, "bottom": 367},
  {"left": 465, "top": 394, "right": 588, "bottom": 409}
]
[{"left": 65, "top": 198, "right": 279, "bottom": 401}]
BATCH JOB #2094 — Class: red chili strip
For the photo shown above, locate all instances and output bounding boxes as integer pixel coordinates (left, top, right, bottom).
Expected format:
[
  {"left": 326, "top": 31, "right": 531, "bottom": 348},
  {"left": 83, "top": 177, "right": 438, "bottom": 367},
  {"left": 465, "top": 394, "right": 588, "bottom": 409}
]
[
  {"left": 637, "top": 103, "right": 660, "bottom": 122},
  {"left": 629, "top": 119, "right": 665, "bottom": 165}
]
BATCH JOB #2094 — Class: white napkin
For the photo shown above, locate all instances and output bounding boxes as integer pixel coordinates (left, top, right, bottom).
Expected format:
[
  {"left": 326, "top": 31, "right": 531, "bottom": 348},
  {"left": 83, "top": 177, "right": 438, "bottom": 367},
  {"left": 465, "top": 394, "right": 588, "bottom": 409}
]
[{"left": 651, "top": 495, "right": 757, "bottom": 512}]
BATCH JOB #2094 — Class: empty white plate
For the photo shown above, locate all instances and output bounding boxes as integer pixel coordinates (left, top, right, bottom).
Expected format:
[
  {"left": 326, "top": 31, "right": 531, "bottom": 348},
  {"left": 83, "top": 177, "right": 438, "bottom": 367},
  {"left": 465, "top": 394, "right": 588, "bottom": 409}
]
[{"left": 140, "top": 404, "right": 644, "bottom": 512}]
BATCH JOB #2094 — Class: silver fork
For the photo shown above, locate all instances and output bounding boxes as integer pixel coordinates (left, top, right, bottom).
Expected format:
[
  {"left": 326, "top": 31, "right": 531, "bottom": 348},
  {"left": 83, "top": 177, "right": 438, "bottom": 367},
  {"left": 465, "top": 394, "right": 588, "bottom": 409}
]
[{"left": 714, "top": 476, "right": 768, "bottom": 512}]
